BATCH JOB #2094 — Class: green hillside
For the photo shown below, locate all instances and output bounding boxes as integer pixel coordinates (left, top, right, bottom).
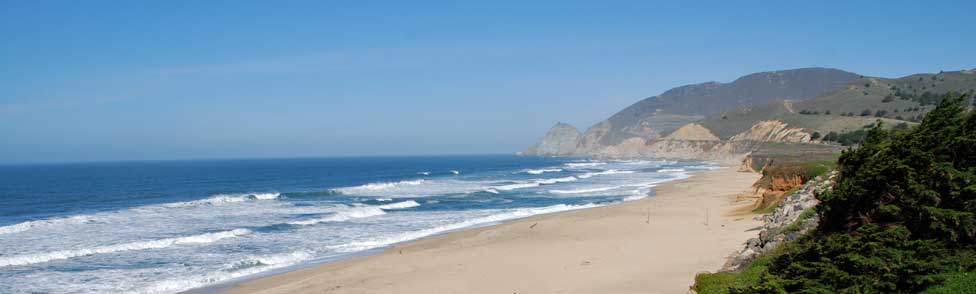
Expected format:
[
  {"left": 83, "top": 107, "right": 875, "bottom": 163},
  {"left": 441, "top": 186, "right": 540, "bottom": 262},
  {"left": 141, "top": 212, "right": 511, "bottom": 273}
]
[{"left": 700, "top": 70, "right": 976, "bottom": 139}]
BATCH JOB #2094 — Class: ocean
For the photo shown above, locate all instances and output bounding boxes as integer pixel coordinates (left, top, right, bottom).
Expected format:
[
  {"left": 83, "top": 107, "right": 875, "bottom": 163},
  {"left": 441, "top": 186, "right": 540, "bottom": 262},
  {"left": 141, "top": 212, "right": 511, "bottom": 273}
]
[{"left": 0, "top": 155, "right": 715, "bottom": 293}]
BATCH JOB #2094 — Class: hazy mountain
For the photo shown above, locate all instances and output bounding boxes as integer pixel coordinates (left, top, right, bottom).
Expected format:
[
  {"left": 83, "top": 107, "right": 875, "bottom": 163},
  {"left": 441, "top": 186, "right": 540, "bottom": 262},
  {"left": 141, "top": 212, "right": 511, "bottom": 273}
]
[{"left": 522, "top": 122, "right": 581, "bottom": 156}]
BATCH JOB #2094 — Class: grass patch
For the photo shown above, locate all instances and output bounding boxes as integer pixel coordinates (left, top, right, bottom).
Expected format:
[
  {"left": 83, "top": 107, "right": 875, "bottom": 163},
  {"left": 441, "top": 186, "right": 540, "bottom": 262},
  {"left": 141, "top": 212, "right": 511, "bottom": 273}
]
[
  {"left": 693, "top": 255, "right": 773, "bottom": 294},
  {"left": 780, "top": 208, "right": 816, "bottom": 235},
  {"left": 923, "top": 272, "right": 976, "bottom": 294},
  {"left": 802, "top": 160, "right": 835, "bottom": 179},
  {"left": 751, "top": 203, "right": 778, "bottom": 214},
  {"left": 765, "top": 159, "right": 836, "bottom": 180}
]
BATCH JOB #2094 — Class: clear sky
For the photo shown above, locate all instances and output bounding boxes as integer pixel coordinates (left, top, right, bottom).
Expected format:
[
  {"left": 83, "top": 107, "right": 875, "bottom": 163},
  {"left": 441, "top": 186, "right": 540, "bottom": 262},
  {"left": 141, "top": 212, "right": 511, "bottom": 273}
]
[{"left": 1, "top": 1, "right": 974, "bottom": 164}]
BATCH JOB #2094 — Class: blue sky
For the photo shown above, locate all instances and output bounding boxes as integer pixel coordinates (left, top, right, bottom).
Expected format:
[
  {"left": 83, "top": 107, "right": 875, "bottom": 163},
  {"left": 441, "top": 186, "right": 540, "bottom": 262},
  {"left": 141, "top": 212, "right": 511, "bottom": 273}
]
[{"left": 1, "top": 1, "right": 974, "bottom": 164}]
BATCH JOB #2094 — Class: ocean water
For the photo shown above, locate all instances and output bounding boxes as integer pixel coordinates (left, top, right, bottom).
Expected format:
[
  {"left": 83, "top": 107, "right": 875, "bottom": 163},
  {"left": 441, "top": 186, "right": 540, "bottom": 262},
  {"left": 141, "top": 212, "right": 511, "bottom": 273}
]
[{"left": 0, "top": 155, "right": 716, "bottom": 294}]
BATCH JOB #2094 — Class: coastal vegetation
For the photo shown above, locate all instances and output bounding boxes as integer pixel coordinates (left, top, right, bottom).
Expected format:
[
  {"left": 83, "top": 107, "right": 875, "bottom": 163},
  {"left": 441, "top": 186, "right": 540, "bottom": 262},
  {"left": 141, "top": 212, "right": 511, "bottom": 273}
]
[{"left": 696, "top": 96, "right": 976, "bottom": 293}]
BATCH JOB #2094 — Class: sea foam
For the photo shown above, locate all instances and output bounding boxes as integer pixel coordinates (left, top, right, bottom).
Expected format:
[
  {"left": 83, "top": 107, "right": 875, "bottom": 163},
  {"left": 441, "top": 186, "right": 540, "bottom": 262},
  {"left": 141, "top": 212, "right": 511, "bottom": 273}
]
[
  {"left": 0, "top": 215, "right": 96, "bottom": 235},
  {"left": 140, "top": 250, "right": 314, "bottom": 294},
  {"left": 326, "top": 203, "right": 600, "bottom": 253},
  {"left": 288, "top": 206, "right": 387, "bottom": 225},
  {"left": 492, "top": 176, "right": 578, "bottom": 191}
]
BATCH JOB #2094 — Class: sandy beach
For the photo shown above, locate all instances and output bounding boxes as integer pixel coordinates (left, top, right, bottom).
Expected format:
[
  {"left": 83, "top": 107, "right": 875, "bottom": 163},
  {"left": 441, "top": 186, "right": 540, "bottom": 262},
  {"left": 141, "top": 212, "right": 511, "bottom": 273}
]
[{"left": 225, "top": 166, "right": 760, "bottom": 294}]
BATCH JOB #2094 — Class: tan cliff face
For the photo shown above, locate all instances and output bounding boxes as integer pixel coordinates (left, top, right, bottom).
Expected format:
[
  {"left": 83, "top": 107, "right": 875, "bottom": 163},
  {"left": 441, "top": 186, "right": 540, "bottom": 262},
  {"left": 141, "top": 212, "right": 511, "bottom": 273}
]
[
  {"left": 663, "top": 123, "right": 720, "bottom": 141},
  {"left": 729, "top": 120, "right": 811, "bottom": 143},
  {"left": 524, "top": 116, "right": 813, "bottom": 160},
  {"left": 577, "top": 120, "right": 811, "bottom": 160}
]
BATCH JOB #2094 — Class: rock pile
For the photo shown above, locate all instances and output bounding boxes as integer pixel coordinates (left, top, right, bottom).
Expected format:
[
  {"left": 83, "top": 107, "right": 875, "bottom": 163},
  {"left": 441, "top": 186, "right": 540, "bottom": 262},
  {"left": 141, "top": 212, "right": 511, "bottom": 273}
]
[{"left": 723, "top": 171, "right": 838, "bottom": 271}]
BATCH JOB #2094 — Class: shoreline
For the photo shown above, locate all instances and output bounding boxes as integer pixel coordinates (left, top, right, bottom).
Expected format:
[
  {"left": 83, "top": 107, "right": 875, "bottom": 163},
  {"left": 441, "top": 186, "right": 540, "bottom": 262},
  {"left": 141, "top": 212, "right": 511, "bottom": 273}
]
[{"left": 219, "top": 166, "right": 760, "bottom": 294}]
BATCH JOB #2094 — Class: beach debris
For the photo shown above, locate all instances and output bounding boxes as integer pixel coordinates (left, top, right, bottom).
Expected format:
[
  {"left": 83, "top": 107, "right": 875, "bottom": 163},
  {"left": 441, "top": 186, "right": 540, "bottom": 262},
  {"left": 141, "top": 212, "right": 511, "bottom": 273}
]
[
  {"left": 529, "top": 223, "right": 537, "bottom": 229},
  {"left": 705, "top": 208, "right": 710, "bottom": 226},
  {"left": 646, "top": 207, "right": 651, "bottom": 224}
]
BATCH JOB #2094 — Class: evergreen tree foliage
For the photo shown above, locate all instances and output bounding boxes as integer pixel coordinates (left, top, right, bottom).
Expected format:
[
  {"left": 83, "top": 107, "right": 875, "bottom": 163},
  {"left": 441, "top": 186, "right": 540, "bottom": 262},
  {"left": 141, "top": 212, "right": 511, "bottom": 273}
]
[{"left": 731, "top": 96, "right": 976, "bottom": 293}]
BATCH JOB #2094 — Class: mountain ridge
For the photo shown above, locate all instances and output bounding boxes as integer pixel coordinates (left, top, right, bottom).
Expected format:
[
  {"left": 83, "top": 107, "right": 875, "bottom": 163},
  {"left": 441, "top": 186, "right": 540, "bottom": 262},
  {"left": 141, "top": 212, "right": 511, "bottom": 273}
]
[{"left": 524, "top": 68, "right": 976, "bottom": 159}]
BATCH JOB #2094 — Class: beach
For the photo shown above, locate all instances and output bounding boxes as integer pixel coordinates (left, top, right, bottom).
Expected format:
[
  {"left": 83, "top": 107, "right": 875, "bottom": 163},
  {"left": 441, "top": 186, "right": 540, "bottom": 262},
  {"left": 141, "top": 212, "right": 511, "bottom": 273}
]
[{"left": 225, "top": 166, "right": 760, "bottom": 294}]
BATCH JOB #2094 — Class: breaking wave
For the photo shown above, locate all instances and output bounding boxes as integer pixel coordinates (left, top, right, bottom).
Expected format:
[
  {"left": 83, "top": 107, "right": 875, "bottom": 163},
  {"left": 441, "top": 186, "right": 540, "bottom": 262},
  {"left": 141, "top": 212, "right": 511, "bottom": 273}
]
[
  {"left": 0, "top": 193, "right": 281, "bottom": 235},
  {"left": 140, "top": 250, "right": 314, "bottom": 294},
  {"left": 0, "top": 215, "right": 96, "bottom": 235},
  {"left": 564, "top": 162, "right": 606, "bottom": 168},
  {"left": 377, "top": 200, "right": 421, "bottom": 210},
  {"left": 492, "top": 176, "right": 578, "bottom": 191},
  {"left": 549, "top": 186, "right": 623, "bottom": 194},
  {"left": 336, "top": 179, "right": 426, "bottom": 193},
  {"left": 287, "top": 206, "right": 387, "bottom": 225},
  {"left": 163, "top": 193, "right": 281, "bottom": 208},
  {"left": 577, "top": 169, "right": 635, "bottom": 178},
  {"left": 524, "top": 168, "right": 562, "bottom": 175},
  {"left": 0, "top": 229, "right": 250, "bottom": 267}
]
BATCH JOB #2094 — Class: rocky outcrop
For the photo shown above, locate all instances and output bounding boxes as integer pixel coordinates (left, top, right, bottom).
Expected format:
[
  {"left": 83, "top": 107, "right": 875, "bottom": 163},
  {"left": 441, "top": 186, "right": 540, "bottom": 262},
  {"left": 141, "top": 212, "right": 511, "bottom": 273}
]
[
  {"left": 723, "top": 171, "right": 838, "bottom": 271},
  {"left": 522, "top": 122, "right": 581, "bottom": 156}
]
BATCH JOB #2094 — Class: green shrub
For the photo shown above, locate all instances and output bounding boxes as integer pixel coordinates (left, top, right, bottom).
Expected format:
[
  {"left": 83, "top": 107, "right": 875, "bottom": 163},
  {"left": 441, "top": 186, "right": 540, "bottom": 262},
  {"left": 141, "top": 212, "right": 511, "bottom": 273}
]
[{"left": 694, "top": 255, "right": 774, "bottom": 294}]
